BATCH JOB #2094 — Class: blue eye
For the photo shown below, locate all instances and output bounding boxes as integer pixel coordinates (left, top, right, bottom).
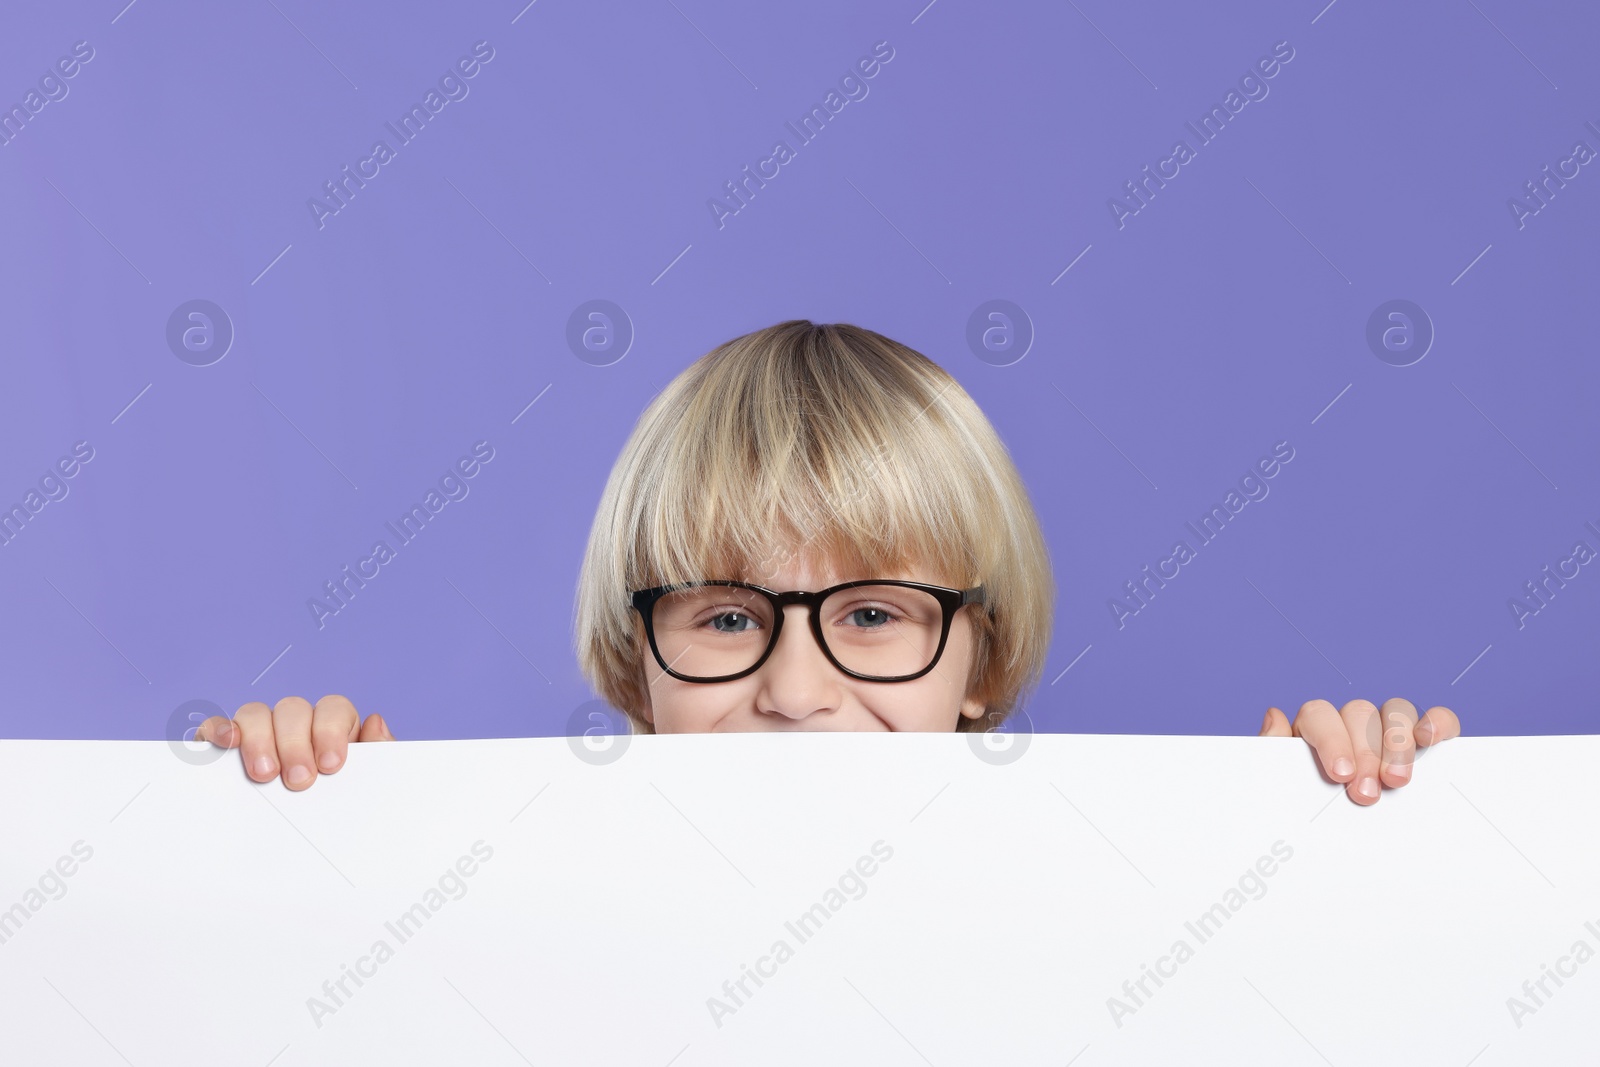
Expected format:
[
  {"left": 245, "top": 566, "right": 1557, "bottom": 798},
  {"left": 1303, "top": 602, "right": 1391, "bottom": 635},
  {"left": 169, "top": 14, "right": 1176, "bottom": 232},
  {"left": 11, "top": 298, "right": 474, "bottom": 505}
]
[
  {"left": 845, "top": 606, "right": 894, "bottom": 629},
  {"left": 709, "top": 612, "right": 758, "bottom": 633}
]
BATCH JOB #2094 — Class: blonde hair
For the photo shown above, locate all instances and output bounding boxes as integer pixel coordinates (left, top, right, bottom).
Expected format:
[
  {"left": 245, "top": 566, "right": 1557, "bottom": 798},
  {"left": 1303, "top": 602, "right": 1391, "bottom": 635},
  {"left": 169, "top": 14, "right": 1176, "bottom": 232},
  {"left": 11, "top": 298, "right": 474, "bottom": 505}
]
[{"left": 573, "top": 320, "right": 1054, "bottom": 733}]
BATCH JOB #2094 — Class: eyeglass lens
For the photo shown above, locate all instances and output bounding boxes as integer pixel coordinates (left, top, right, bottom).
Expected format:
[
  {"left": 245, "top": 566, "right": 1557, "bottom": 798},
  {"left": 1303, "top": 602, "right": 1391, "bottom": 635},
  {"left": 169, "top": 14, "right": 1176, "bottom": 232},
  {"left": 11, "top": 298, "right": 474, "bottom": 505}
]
[{"left": 650, "top": 584, "right": 944, "bottom": 680}]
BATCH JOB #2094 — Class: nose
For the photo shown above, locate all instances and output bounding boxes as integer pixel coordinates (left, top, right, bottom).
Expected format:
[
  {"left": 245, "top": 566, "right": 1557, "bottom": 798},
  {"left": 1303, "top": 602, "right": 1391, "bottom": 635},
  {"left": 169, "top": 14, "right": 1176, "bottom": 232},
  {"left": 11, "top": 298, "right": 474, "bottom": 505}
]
[{"left": 753, "top": 604, "right": 841, "bottom": 721}]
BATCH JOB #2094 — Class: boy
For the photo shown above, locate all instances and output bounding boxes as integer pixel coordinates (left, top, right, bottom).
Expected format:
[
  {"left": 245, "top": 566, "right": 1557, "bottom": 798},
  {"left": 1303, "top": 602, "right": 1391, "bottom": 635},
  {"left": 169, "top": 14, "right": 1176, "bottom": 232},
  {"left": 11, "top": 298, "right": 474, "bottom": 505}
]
[{"left": 196, "top": 321, "right": 1459, "bottom": 801}]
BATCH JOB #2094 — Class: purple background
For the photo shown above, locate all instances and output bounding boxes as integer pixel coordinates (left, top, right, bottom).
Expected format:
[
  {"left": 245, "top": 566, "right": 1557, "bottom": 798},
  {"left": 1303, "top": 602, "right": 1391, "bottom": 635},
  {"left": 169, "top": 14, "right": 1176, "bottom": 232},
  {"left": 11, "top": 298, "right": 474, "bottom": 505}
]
[{"left": 1, "top": 0, "right": 1595, "bottom": 741}]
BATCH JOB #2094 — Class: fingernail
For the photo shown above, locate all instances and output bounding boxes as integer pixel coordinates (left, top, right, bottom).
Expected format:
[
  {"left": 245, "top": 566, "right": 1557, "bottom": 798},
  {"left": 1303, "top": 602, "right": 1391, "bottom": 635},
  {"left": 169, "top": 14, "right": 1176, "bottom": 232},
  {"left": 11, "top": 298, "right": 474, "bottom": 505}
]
[
  {"left": 286, "top": 765, "right": 311, "bottom": 786},
  {"left": 254, "top": 756, "right": 275, "bottom": 779},
  {"left": 210, "top": 722, "right": 231, "bottom": 745},
  {"left": 1388, "top": 763, "right": 1412, "bottom": 781},
  {"left": 1261, "top": 709, "right": 1273, "bottom": 732},
  {"left": 1416, "top": 719, "right": 1434, "bottom": 743},
  {"left": 1357, "top": 776, "right": 1379, "bottom": 798},
  {"left": 318, "top": 751, "right": 340, "bottom": 771},
  {"left": 1332, "top": 757, "right": 1354, "bottom": 777}
]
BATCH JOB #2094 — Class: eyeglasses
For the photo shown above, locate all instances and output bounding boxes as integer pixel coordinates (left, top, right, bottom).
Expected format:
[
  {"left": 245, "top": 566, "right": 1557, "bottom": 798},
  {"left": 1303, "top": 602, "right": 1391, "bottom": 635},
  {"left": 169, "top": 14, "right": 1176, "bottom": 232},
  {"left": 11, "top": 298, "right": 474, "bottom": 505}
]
[{"left": 628, "top": 579, "right": 986, "bottom": 684}]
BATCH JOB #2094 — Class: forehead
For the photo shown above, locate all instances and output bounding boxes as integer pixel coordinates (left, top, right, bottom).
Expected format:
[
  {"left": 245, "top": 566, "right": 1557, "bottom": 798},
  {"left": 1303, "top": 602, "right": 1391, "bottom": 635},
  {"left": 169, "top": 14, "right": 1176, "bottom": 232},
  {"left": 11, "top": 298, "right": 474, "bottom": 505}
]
[{"left": 734, "top": 542, "right": 938, "bottom": 591}]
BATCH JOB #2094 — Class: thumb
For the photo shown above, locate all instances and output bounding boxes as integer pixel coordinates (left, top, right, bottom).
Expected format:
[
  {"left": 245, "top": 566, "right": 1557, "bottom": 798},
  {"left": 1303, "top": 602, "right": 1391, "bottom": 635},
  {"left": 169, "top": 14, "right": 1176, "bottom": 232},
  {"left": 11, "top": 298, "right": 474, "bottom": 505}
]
[
  {"left": 1259, "top": 707, "right": 1292, "bottom": 737},
  {"left": 358, "top": 713, "right": 397, "bottom": 742}
]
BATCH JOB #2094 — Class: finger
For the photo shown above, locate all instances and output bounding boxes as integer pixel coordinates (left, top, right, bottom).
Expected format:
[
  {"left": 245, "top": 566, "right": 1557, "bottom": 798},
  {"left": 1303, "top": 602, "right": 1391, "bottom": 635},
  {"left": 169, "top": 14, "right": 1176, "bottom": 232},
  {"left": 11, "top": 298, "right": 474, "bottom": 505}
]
[
  {"left": 1289, "top": 700, "right": 1355, "bottom": 784},
  {"left": 311, "top": 694, "right": 362, "bottom": 775},
  {"left": 1416, "top": 705, "right": 1461, "bottom": 747},
  {"left": 1378, "top": 698, "right": 1419, "bottom": 788},
  {"left": 357, "top": 713, "right": 396, "bottom": 742},
  {"left": 233, "top": 702, "right": 279, "bottom": 783},
  {"left": 194, "top": 715, "right": 238, "bottom": 748},
  {"left": 272, "top": 696, "right": 317, "bottom": 791},
  {"left": 1339, "top": 699, "right": 1383, "bottom": 805},
  {"left": 1259, "top": 707, "right": 1293, "bottom": 737}
]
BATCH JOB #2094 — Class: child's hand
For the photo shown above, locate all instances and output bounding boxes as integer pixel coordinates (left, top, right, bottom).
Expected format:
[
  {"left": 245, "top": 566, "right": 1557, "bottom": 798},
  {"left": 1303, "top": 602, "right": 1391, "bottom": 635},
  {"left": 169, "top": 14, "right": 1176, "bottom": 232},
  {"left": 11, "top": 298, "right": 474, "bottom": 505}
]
[
  {"left": 1259, "top": 698, "right": 1460, "bottom": 806},
  {"left": 194, "top": 695, "right": 395, "bottom": 791}
]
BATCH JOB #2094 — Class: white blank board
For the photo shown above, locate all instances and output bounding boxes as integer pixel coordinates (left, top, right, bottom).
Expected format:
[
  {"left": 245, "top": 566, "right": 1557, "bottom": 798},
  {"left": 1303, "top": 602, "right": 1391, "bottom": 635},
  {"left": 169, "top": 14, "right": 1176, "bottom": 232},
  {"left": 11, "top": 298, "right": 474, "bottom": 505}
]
[{"left": 0, "top": 732, "right": 1594, "bottom": 1065}]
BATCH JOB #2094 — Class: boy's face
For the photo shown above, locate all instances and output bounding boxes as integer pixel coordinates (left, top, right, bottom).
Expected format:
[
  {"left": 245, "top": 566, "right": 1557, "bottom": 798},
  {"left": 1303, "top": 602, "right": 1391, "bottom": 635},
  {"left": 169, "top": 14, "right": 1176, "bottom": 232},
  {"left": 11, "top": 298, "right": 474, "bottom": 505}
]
[{"left": 639, "top": 548, "right": 986, "bottom": 732}]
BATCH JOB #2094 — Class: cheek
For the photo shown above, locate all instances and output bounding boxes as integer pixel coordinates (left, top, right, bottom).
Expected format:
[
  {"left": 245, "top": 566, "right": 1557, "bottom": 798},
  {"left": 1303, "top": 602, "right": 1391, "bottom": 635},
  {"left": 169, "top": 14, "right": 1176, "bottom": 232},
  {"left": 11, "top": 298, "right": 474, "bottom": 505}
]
[
  {"left": 874, "top": 618, "right": 977, "bottom": 731},
  {"left": 648, "top": 677, "right": 728, "bottom": 733},
  {"left": 637, "top": 625, "right": 713, "bottom": 732},
  {"left": 869, "top": 680, "right": 960, "bottom": 730}
]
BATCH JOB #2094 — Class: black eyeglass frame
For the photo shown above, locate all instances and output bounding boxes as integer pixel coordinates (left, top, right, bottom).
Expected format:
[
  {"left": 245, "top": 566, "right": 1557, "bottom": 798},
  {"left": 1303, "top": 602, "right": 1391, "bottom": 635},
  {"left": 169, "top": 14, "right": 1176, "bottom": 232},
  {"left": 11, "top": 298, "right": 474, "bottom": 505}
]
[{"left": 628, "top": 579, "right": 988, "bottom": 684}]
